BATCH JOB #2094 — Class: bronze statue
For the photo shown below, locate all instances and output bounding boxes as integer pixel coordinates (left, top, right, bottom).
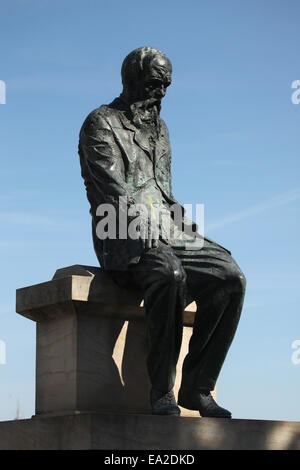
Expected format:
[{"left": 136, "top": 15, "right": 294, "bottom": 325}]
[{"left": 78, "top": 47, "right": 246, "bottom": 418}]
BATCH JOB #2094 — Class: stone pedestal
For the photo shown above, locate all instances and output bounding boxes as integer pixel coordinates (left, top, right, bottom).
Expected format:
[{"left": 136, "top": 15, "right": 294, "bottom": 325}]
[
  {"left": 1, "top": 413, "right": 300, "bottom": 450},
  {"left": 16, "top": 265, "right": 210, "bottom": 418},
  {"left": 11, "top": 265, "right": 300, "bottom": 451}
]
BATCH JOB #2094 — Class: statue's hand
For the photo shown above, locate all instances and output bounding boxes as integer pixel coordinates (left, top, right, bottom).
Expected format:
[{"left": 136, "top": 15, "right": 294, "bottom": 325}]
[{"left": 138, "top": 215, "right": 159, "bottom": 251}]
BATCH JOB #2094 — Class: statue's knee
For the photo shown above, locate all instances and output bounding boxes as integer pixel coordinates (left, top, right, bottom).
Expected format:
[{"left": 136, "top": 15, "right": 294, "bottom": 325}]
[
  {"left": 238, "top": 272, "right": 246, "bottom": 291},
  {"left": 226, "top": 270, "right": 246, "bottom": 293},
  {"left": 222, "top": 260, "right": 246, "bottom": 293}
]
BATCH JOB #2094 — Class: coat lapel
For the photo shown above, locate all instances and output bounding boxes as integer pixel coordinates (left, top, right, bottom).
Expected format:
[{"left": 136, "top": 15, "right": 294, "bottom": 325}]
[
  {"left": 118, "top": 112, "right": 152, "bottom": 159},
  {"left": 155, "top": 129, "right": 169, "bottom": 160},
  {"left": 118, "top": 109, "right": 169, "bottom": 164}
]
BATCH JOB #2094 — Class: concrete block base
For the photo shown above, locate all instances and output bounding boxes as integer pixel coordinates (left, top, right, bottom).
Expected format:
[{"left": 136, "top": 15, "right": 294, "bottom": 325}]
[
  {"left": 0, "top": 413, "right": 299, "bottom": 450},
  {"left": 16, "top": 265, "right": 214, "bottom": 418}
]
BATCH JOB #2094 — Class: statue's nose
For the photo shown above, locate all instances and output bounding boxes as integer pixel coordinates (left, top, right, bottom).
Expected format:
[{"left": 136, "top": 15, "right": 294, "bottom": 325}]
[{"left": 155, "top": 86, "right": 166, "bottom": 98}]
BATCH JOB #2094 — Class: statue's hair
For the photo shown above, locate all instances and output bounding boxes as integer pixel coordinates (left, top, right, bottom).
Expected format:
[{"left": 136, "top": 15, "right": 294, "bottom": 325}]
[{"left": 121, "top": 47, "right": 171, "bottom": 89}]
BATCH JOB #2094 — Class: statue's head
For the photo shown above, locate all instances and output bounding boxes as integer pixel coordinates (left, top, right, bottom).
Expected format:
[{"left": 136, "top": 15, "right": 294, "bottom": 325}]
[{"left": 121, "top": 47, "right": 172, "bottom": 104}]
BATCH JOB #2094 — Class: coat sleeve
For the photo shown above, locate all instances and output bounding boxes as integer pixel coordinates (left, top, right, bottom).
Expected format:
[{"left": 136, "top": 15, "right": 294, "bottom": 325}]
[{"left": 79, "top": 108, "right": 136, "bottom": 211}]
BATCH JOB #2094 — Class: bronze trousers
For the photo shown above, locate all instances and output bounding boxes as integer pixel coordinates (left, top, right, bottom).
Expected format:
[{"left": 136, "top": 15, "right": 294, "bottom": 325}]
[{"left": 113, "top": 238, "right": 246, "bottom": 394}]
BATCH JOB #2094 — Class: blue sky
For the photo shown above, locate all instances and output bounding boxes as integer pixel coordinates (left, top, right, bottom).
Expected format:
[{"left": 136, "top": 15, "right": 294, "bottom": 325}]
[{"left": 0, "top": 0, "right": 299, "bottom": 422}]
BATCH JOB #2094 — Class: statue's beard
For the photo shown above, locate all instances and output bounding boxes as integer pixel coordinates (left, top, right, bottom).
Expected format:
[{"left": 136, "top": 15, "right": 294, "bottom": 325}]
[{"left": 130, "top": 97, "right": 161, "bottom": 137}]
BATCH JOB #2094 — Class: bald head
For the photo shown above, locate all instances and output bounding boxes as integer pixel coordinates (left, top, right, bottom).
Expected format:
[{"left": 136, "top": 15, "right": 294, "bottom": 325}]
[{"left": 121, "top": 47, "right": 172, "bottom": 103}]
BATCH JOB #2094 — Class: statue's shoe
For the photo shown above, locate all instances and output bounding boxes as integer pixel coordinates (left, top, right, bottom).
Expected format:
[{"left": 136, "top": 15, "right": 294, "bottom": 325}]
[
  {"left": 150, "top": 389, "right": 181, "bottom": 416},
  {"left": 178, "top": 388, "right": 232, "bottom": 418}
]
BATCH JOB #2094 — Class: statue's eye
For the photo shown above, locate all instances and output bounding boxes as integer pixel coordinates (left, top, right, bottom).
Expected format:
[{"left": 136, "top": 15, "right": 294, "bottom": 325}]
[{"left": 146, "top": 79, "right": 161, "bottom": 89}]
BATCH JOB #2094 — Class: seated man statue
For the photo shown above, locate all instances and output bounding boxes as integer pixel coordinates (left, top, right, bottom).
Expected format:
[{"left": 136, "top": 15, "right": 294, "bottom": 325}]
[{"left": 78, "top": 46, "right": 246, "bottom": 418}]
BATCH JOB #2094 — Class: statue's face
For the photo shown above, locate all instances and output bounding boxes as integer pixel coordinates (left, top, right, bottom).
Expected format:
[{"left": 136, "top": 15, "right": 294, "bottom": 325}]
[{"left": 139, "top": 55, "right": 172, "bottom": 102}]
